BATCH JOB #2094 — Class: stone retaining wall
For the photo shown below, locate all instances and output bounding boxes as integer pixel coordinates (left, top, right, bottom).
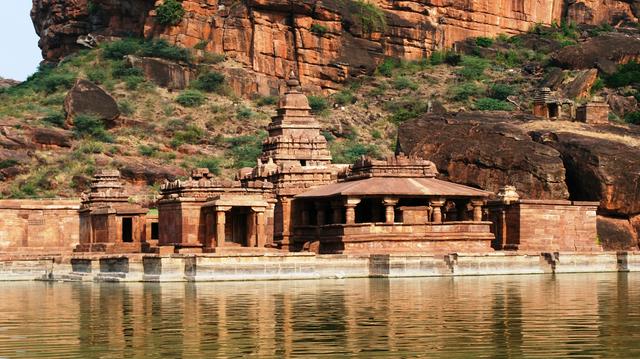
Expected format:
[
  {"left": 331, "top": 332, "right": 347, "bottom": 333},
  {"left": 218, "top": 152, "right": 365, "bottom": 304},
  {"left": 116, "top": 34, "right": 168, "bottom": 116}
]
[{"left": 1, "top": 252, "right": 640, "bottom": 282}]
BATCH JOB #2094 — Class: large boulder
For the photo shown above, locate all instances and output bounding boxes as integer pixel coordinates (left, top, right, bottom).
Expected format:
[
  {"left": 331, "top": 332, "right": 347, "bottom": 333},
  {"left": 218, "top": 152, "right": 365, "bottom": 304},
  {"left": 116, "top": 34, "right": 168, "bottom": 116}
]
[
  {"left": 544, "top": 131, "right": 640, "bottom": 216},
  {"left": 607, "top": 93, "right": 638, "bottom": 117},
  {"left": 561, "top": 69, "right": 598, "bottom": 99},
  {"left": 125, "top": 55, "right": 195, "bottom": 90},
  {"left": 552, "top": 33, "right": 640, "bottom": 70},
  {"left": 0, "top": 77, "right": 19, "bottom": 89},
  {"left": 596, "top": 216, "right": 638, "bottom": 250},
  {"left": 566, "top": 0, "right": 639, "bottom": 25},
  {"left": 397, "top": 113, "right": 570, "bottom": 199},
  {"left": 117, "top": 158, "right": 187, "bottom": 185},
  {"left": 30, "top": 127, "right": 72, "bottom": 148},
  {"left": 64, "top": 79, "right": 120, "bottom": 125}
]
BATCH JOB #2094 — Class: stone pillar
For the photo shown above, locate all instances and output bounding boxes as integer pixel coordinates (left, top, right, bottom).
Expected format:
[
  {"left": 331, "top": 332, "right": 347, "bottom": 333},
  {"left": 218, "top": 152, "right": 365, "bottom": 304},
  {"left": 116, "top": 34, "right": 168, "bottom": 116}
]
[
  {"left": 280, "top": 198, "right": 292, "bottom": 251},
  {"left": 383, "top": 197, "right": 399, "bottom": 224},
  {"left": 256, "top": 210, "right": 266, "bottom": 248},
  {"left": 315, "top": 202, "right": 326, "bottom": 226},
  {"left": 215, "top": 207, "right": 230, "bottom": 248},
  {"left": 247, "top": 211, "right": 257, "bottom": 248},
  {"left": 430, "top": 199, "right": 445, "bottom": 224},
  {"left": 343, "top": 197, "right": 361, "bottom": 224},
  {"left": 331, "top": 201, "right": 343, "bottom": 224},
  {"left": 471, "top": 199, "right": 484, "bottom": 222}
]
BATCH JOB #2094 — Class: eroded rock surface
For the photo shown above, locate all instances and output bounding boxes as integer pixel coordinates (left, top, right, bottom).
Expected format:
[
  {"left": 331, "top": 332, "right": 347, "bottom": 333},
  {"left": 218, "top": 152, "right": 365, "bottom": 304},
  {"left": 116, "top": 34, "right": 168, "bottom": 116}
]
[
  {"left": 552, "top": 33, "right": 640, "bottom": 70},
  {"left": 398, "top": 113, "right": 640, "bottom": 250},
  {"left": 397, "top": 112, "right": 570, "bottom": 200}
]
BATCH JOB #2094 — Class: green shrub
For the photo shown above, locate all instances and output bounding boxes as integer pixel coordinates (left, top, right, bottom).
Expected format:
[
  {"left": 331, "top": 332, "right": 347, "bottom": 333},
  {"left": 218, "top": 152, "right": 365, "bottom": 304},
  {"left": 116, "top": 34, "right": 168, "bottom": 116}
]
[
  {"left": 331, "top": 141, "right": 381, "bottom": 164},
  {"left": 225, "top": 132, "right": 267, "bottom": 168},
  {"left": 86, "top": 68, "right": 108, "bottom": 84},
  {"left": 321, "top": 130, "right": 336, "bottom": 142},
  {"left": 456, "top": 56, "right": 489, "bottom": 80},
  {"left": 393, "top": 76, "right": 418, "bottom": 91},
  {"left": 310, "top": 23, "right": 328, "bottom": 35},
  {"left": 445, "top": 52, "right": 462, "bottom": 66},
  {"left": 41, "top": 93, "right": 66, "bottom": 106},
  {"left": 125, "top": 76, "right": 145, "bottom": 90},
  {"left": 430, "top": 51, "right": 445, "bottom": 65},
  {"left": 29, "top": 71, "right": 76, "bottom": 94},
  {"left": 377, "top": 58, "right": 398, "bottom": 77},
  {"left": 475, "top": 37, "right": 494, "bottom": 48},
  {"left": 350, "top": 0, "right": 387, "bottom": 34},
  {"left": 140, "top": 40, "right": 192, "bottom": 63},
  {"left": 138, "top": 144, "right": 158, "bottom": 157},
  {"left": 370, "top": 129, "right": 382, "bottom": 139},
  {"left": 236, "top": 106, "right": 254, "bottom": 119},
  {"left": 333, "top": 90, "right": 357, "bottom": 105},
  {"left": 118, "top": 100, "right": 135, "bottom": 116},
  {"left": 201, "top": 52, "right": 226, "bottom": 64},
  {"left": 255, "top": 95, "right": 278, "bottom": 107},
  {"left": 591, "top": 77, "right": 605, "bottom": 93},
  {"left": 384, "top": 99, "right": 429, "bottom": 124},
  {"left": 495, "top": 49, "right": 523, "bottom": 68},
  {"left": 192, "top": 71, "right": 225, "bottom": 93},
  {"left": 194, "top": 158, "right": 221, "bottom": 175},
  {"left": 73, "top": 114, "right": 112, "bottom": 142},
  {"left": 111, "top": 62, "right": 144, "bottom": 79},
  {"left": 155, "top": 0, "right": 185, "bottom": 26},
  {"left": 102, "top": 39, "right": 142, "bottom": 60},
  {"left": 488, "top": 84, "right": 515, "bottom": 101},
  {"left": 606, "top": 62, "right": 640, "bottom": 88},
  {"left": 475, "top": 98, "right": 514, "bottom": 111},
  {"left": 0, "top": 159, "right": 18, "bottom": 169},
  {"left": 308, "top": 95, "right": 329, "bottom": 113},
  {"left": 449, "top": 82, "right": 482, "bottom": 101},
  {"left": 176, "top": 90, "right": 206, "bottom": 107},
  {"left": 174, "top": 124, "right": 205, "bottom": 144},
  {"left": 194, "top": 40, "right": 208, "bottom": 50},
  {"left": 42, "top": 112, "right": 66, "bottom": 127},
  {"left": 625, "top": 111, "right": 640, "bottom": 125}
]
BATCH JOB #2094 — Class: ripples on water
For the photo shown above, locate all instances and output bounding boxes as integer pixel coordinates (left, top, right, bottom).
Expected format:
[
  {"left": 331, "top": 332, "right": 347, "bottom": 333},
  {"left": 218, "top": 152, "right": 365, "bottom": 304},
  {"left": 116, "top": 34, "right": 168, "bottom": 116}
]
[{"left": 0, "top": 274, "right": 639, "bottom": 358}]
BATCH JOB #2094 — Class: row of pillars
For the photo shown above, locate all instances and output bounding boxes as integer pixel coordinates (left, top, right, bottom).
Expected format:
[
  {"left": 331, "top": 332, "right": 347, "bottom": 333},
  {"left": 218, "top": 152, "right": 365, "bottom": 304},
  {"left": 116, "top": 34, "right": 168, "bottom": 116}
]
[
  {"left": 302, "top": 197, "right": 485, "bottom": 226},
  {"left": 213, "top": 206, "right": 267, "bottom": 248}
]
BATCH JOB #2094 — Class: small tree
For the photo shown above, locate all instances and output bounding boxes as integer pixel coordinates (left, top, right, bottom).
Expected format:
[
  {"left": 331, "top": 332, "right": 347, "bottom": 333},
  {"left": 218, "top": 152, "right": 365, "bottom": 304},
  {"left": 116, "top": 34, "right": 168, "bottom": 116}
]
[{"left": 155, "top": 0, "right": 185, "bottom": 26}]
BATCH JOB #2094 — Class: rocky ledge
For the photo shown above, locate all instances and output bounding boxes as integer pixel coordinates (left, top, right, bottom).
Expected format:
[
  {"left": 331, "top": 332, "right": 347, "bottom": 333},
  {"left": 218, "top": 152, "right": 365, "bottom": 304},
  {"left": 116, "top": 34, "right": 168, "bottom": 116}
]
[
  {"left": 31, "top": 0, "right": 640, "bottom": 95},
  {"left": 398, "top": 112, "right": 640, "bottom": 250}
]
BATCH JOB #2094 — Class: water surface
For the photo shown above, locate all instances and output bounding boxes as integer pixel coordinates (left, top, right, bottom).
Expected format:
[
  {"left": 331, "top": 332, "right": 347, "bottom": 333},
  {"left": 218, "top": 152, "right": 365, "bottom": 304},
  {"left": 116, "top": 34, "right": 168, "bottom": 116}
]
[{"left": 1, "top": 274, "right": 640, "bottom": 358}]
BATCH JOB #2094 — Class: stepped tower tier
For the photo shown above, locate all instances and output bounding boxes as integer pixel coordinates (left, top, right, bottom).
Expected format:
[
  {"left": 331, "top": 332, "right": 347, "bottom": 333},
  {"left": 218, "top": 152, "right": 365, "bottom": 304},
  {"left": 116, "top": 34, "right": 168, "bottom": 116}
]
[{"left": 261, "top": 74, "right": 332, "bottom": 167}]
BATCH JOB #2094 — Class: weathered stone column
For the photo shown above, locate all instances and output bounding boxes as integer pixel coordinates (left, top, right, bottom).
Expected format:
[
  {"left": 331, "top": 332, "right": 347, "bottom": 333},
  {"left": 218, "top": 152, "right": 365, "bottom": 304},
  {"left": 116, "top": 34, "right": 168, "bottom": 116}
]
[
  {"left": 215, "top": 206, "right": 230, "bottom": 247},
  {"left": 383, "top": 197, "right": 399, "bottom": 224},
  {"left": 254, "top": 208, "right": 266, "bottom": 248},
  {"left": 315, "top": 201, "right": 326, "bottom": 226},
  {"left": 430, "top": 199, "right": 445, "bottom": 224},
  {"left": 471, "top": 199, "right": 484, "bottom": 222},
  {"left": 343, "top": 197, "right": 361, "bottom": 224}
]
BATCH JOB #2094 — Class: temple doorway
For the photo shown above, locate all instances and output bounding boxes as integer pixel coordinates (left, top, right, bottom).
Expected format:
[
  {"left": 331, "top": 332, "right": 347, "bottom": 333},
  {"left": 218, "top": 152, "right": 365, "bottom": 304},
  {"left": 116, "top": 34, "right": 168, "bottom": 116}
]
[
  {"left": 122, "top": 217, "right": 133, "bottom": 243},
  {"left": 226, "top": 207, "right": 251, "bottom": 246}
]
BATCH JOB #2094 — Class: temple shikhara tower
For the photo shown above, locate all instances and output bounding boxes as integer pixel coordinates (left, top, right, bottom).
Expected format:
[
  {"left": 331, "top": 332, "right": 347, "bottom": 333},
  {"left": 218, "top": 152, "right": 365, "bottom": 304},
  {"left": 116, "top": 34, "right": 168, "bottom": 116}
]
[{"left": 66, "top": 73, "right": 601, "bottom": 256}]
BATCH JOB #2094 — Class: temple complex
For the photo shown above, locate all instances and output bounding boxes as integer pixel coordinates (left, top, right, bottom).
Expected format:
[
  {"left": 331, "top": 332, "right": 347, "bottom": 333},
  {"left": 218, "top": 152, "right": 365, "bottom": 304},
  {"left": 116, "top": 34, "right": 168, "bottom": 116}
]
[{"left": 0, "top": 74, "right": 603, "bottom": 258}]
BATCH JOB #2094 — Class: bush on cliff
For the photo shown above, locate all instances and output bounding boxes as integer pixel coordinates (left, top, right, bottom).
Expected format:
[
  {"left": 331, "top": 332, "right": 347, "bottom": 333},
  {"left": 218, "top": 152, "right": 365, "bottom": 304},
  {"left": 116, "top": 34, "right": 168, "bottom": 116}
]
[
  {"left": 606, "top": 61, "right": 640, "bottom": 88},
  {"left": 176, "top": 90, "right": 206, "bottom": 107},
  {"left": 349, "top": 0, "right": 387, "bottom": 34},
  {"left": 456, "top": 56, "right": 489, "bottom": 80},
  {"left": 308, "top": 95, "right": 329, "bottom": 113},
  {"left": 140, "top": 40, "right": 192, "bottom": 63},
  {"left": 474, "top": 98, "right": 514, "bottom": 111},
  {"left": 73, "top": 114, "right": 113, "bottom": 142},
  {"left": 331, "top": 140, "right": 381, "bottom": 164},
  {"left": 488, "top": 84, "right": 515, "bottom": 101},
  {"left": 103, "top": 39, "right": 142, "bottom": 60},
  {"left": 225, "top": 132, "right": 267, "bottom": 168},
  {"left": 192, "top": 71, "right": 225, "bottom": 93},
  {"left": 155, "top": 0, "right": 185, "bottom": 26}
]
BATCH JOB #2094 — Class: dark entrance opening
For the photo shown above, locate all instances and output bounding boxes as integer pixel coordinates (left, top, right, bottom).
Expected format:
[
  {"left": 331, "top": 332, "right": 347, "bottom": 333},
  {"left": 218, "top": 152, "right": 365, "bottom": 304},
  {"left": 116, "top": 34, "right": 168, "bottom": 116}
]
[
  {"left": 122, "top": 217, "right": 133, "bottom": 243},
  {"left": 151, "top": 222, "right": 159, "bottom": 240},
  {"left": 548, "top": 104, "right": 559, "bottom": 118},
  {"left": 226, "top": 207, "right": 250, "bottom": 246}
]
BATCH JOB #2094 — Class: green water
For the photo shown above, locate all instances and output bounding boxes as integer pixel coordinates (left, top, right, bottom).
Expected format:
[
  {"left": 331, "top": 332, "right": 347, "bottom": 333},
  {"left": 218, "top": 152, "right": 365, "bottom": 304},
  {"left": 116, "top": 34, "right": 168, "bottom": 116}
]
[{"left": 1, "top": 274, "right": 640, "bottom": 358}]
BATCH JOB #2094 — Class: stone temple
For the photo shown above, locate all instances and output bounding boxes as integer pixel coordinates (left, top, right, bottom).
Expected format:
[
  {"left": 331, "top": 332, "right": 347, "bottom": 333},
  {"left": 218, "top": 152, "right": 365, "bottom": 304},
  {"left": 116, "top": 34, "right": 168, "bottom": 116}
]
[{"left": 0, "top": 74, "right": 601, "bottom": 257}]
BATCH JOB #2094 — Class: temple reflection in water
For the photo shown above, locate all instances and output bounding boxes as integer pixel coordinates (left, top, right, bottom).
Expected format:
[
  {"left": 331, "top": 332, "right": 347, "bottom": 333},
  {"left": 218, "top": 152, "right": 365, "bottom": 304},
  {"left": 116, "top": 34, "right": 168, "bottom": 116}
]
[{"left": 3, "top": 275, "right": 640, "bottom": 357}]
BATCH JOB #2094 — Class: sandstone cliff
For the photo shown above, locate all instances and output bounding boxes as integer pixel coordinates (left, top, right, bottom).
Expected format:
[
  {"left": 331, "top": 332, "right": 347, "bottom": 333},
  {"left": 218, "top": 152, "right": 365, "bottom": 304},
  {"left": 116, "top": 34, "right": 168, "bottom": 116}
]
[{"left": 32, "top": 0, "right": 638, "bottom": 94}]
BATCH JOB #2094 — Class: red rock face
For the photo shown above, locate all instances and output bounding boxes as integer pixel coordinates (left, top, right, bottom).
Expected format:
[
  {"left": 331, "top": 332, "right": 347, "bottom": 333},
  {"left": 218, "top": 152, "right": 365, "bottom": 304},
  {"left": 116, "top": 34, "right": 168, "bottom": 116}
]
[{"left": 29, "top": 0, "right": 639, "bottom": 93}]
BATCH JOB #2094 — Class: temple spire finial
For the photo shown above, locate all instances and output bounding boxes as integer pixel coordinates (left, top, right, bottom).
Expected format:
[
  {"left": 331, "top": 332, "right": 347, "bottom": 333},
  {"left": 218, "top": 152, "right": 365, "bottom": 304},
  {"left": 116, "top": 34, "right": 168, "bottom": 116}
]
[{"left": 287, "top": 70, "right": 301, "bottom": 92}]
